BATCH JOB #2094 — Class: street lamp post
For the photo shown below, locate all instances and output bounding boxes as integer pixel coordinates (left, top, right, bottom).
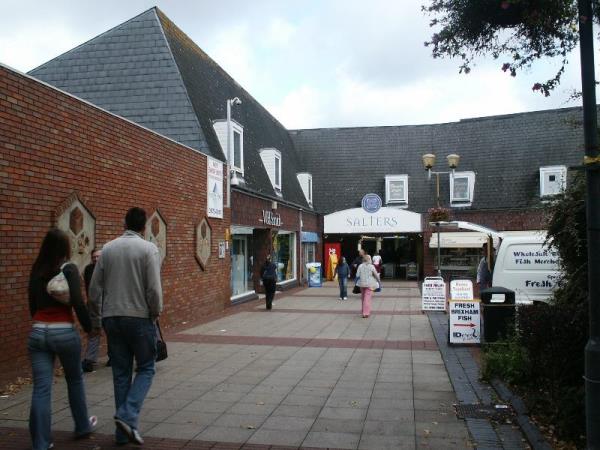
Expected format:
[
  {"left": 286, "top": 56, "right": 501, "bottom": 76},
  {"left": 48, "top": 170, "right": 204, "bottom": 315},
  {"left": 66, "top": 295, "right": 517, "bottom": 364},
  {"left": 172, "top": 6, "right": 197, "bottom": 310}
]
[
  {"left": 225, "top": 97, "right": 242, "bottom": 208},
  {"left": 422, "top": 153, "right": 460, "bottom": 277}
]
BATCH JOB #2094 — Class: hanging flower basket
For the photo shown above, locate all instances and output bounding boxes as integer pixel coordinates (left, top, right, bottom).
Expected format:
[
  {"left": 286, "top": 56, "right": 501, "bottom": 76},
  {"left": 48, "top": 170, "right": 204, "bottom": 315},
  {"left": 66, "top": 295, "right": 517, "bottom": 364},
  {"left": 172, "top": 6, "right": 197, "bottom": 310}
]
[{"left": 428, "top": 207, "right": 451, "bottom": 223}]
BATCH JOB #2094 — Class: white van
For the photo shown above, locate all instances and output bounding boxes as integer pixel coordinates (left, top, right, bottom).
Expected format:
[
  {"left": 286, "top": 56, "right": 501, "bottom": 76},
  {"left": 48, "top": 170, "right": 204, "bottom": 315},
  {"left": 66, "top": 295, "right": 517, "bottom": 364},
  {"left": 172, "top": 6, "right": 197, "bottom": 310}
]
[
  {"left": 441, "top": 222, "right": 559, "bottom": 304},
  {"left": 492, "top": 232, "right": 559, "bottom": 305}
]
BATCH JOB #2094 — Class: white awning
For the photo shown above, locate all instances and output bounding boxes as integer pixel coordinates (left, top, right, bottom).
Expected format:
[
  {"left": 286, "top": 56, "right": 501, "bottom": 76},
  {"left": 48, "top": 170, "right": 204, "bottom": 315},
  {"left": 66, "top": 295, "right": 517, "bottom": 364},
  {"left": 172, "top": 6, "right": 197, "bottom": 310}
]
[
  {"left": 324, "top": 207, "right": 421, "bottom": 234},
  {"left": 429, "top": 232, "right": 498, "bottom": 249}
]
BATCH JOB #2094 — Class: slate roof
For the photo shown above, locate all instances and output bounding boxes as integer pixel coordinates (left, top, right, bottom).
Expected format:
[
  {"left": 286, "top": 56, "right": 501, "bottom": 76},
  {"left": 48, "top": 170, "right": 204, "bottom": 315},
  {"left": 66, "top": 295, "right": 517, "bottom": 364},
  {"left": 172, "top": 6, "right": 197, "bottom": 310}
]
[
  {"left": 29, "top": 9, "right": 211, "bottom": 157},
  {"left": 29, "top": 8, "right": 310, "bottom": 209},
  {"left": 290, "top": 107, "right": 586, "bottom": 214},
  {"left": 28, "top": 7, "right": 589, "bottom": 216}
]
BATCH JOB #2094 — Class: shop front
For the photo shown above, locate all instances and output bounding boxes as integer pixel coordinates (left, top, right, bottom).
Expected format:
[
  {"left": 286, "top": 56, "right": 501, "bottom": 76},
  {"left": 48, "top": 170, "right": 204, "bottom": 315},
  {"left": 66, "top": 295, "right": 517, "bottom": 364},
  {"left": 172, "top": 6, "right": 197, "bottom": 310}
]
[
  {"left": 230, "top": 191, "right": 320, "bottom": 301},
  {"left": 323, "top": 202, "right": 423, "bottom": 280}
]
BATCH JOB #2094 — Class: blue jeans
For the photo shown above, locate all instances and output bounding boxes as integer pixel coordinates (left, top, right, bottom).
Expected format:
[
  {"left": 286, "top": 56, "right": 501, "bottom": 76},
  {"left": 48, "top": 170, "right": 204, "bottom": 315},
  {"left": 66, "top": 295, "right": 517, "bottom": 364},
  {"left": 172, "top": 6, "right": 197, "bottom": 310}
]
[
  {"left": 103, "top": 317, "right": 156, "bottom": 442},
  {"left": 339, "top": 277, "right": 348, "bottom": 298},
  {"left": 28, "top": 327, "right": 91, "bottom": 450}
]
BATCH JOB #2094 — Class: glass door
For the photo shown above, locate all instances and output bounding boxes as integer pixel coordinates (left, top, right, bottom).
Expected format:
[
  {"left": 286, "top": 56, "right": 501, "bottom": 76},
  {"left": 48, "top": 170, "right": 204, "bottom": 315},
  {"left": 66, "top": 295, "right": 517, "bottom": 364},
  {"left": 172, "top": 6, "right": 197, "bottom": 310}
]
[{"left": 231, "top": 236, "right": 247, "bottom": 297}]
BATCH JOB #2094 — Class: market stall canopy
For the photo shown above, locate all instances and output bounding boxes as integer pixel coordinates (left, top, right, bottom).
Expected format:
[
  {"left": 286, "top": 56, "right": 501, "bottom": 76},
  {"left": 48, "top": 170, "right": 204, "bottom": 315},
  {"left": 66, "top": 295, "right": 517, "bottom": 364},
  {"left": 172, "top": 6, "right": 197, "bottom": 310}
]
[{"left": 428, "top": 232, "right": 499, "bottom": 248}]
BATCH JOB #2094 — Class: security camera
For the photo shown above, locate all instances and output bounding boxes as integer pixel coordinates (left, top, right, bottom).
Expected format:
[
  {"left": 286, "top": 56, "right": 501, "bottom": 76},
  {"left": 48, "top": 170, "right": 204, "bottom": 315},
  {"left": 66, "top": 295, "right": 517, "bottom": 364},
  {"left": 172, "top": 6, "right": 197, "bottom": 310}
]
[{"left": 232, "top": 97, "right": 242, "bottom": 105}]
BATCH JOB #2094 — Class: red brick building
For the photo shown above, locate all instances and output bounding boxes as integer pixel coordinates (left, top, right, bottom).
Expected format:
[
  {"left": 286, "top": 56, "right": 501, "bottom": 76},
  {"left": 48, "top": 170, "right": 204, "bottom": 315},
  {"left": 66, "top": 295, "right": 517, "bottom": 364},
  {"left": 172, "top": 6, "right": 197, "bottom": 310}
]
[{"left": 0, "top": 65, "right": 231, "bottom": 385}]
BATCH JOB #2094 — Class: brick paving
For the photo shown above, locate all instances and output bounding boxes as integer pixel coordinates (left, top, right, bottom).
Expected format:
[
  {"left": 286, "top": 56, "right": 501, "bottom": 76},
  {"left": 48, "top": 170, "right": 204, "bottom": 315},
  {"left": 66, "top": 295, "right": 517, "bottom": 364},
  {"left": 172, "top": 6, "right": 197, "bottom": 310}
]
[{"left": 0, "top": 281, "right": 474, "bottom": 449}]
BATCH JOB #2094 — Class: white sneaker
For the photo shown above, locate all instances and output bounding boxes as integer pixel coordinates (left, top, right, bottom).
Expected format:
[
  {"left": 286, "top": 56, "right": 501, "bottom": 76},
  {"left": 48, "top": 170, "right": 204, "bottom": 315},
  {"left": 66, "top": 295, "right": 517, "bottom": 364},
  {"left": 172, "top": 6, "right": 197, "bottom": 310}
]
[{"left": 343, "top": 297, "right": 348, "bottom": 300}]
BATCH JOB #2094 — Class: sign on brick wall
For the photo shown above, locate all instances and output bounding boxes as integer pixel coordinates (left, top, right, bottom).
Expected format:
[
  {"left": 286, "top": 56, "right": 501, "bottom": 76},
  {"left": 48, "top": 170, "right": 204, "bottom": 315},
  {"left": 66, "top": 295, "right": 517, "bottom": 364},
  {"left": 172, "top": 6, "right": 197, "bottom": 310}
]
[{"left": 207, "top": 157, "right": 223, "bottom": 219}]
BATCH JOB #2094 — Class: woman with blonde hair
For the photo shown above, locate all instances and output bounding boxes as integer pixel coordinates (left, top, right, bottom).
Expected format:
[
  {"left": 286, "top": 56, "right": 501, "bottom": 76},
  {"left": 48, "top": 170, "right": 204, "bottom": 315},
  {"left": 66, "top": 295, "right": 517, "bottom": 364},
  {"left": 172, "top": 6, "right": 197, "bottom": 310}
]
[{"left": 356, "top": 254, "right": 380, "bottom": 318}]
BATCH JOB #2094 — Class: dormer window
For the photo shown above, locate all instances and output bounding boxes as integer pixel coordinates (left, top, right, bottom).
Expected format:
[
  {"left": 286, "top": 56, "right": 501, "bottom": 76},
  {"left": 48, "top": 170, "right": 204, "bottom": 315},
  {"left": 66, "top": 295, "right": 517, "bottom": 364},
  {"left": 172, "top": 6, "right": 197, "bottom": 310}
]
[
  {"left": 275, "top": 154, "right": 281, "bottom": 188},
  {"left": 385, "top": 175, "right": 408, "bottom": 205},
  {"left": 212, "top": 120, "right": 244, "bottom": 174},
  {"left": 297, "top": 173, "right": 313, "bottom": 206},
  {"left": 540, "top": 165, "right": 566, "bottom": 197},
  {"left": 259, "top": 148, "right": 282, "bottom": 194},
  {"left": 450, "top": 171, "right": 475, "bottom": 205}
]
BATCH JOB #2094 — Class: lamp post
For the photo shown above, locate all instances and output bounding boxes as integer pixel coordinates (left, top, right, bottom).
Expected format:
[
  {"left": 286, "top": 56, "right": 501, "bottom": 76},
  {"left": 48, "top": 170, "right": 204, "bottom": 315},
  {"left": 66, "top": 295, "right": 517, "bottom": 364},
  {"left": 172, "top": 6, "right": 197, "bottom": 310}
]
[
  {"left": 422, "top": 153, "right": 460, "bottom": 277},
  {"left": 225, "top": 97, "right": 242, "bottom": 208}
]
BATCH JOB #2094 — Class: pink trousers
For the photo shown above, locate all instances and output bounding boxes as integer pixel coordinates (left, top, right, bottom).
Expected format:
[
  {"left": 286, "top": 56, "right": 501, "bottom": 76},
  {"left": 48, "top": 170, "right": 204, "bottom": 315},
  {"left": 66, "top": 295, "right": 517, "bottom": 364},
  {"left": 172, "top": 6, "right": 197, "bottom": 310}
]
[{"left": 361, "top": 287, "right": 373, "bottom": 317}]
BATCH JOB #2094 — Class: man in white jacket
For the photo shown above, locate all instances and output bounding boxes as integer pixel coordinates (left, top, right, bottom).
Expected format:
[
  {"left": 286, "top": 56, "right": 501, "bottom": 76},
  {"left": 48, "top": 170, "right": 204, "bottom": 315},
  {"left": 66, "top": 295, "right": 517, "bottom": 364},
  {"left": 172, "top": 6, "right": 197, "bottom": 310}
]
[{"left": 90, "top": 207, "right": 162, "bottom": 446}]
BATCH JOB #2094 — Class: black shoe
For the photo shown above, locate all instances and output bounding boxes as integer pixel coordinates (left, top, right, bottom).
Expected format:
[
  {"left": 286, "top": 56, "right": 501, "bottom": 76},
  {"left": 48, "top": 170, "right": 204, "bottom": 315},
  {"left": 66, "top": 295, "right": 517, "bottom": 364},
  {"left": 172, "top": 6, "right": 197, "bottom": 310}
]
[{"left": 81, "top": 360, "right": 95, "bottom": 373}]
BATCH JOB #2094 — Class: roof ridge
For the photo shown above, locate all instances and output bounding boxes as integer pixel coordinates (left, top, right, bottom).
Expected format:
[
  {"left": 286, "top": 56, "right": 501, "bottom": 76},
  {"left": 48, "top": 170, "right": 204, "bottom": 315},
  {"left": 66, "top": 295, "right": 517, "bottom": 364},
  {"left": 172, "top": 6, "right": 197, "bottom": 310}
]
[
  {"left": 154, "top": 9, "right": 292, "bottom": 135},
  {"left": 28, "top": 7, "right": 158, "bottom": 74}
]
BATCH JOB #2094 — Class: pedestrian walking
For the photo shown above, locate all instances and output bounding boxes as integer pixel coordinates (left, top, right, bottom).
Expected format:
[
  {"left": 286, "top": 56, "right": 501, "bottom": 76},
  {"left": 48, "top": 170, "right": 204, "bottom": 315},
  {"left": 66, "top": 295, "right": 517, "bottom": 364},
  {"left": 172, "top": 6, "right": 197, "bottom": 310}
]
[
  {"left": 477, "top": 243, "right": 492, "bottom": 294},
  {"left": 28, "top": 228, "right": 97, "bottom": 450},
  {"left": 261, "top": 254, "right": 277, "bottom": 310},
  {"left": 335, "top": 256, "right": 350, "bottom": 300},
  {"left": 356, "top": 254, "right": 380, "bottom": 318},
  {"left": 372, "top": 250, "right": 383, "bottom": 275},
  {"left": 81, "top": 249, "right": 103, "bottom": 372},
  {"left": 351, "top": 248, "right": 366, "bottom": 279},
  {"left": 89, "top": 207, "right": 162, "bottom": 446}
]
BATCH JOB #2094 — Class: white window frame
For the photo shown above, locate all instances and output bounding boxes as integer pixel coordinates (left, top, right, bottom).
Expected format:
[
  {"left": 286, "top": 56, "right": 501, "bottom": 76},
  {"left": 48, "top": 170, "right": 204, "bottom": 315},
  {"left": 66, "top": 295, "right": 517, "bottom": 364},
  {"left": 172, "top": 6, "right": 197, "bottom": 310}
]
[
  {"left": 385, "top": 175, "right": 408, "bottom": 205},
  {"left": 274, "top": 154, "right": 281, "bottom": 190},
  {"left": 450, "top": 171, "right": 475, "bottom": 205},
  {"left": 539, "top": 165, "right": 567, "bottom": 197},
  {"left": 230, "top": 122, "right": 244, "bottom": 175},
  {"left": 296, "top": 172, "right": 313, "bottom": 206}
]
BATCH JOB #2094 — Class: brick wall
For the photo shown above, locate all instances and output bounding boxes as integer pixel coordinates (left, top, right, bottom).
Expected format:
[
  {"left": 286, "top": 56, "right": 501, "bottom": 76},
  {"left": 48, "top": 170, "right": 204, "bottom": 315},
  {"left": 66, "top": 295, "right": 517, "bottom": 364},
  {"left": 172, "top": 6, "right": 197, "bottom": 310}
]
[
  {"left": 0, "top": 66, "right": 231, "bottom": 386},
  {"left": 421, "top": 208, "right": 546, "bottom": 277}
]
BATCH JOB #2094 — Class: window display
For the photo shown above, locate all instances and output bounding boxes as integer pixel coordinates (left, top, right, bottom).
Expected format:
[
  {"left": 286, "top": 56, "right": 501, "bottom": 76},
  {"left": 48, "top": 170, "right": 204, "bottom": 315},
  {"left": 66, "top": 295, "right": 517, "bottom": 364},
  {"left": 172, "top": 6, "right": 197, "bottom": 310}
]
[{"left": 273, "top": 231, "right": 296, "bottom": 282}]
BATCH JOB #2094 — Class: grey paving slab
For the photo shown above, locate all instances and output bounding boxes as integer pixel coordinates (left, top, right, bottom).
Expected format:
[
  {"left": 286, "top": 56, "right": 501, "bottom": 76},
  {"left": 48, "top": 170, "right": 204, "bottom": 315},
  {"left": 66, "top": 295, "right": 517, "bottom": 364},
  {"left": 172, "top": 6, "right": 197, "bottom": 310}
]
[
  {"left": 302, "top": 430, "right": 361, "bottom": 449},
  {"left": 359, "top": 434, "right": 416, "bottom": 450},
  {"left": 246, "top": 428, "right": 308, "bottom": 446},
  {"left": 3, "top": 282, "right": 483, "bottom": 449}
]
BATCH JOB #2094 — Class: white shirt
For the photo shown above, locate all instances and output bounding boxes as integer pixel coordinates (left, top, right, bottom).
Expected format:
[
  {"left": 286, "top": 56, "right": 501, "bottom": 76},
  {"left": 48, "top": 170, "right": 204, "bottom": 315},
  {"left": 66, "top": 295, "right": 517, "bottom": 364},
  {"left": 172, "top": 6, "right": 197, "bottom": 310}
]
[{"left": 373, "top": 255, "right": 382, "bottom": 265}]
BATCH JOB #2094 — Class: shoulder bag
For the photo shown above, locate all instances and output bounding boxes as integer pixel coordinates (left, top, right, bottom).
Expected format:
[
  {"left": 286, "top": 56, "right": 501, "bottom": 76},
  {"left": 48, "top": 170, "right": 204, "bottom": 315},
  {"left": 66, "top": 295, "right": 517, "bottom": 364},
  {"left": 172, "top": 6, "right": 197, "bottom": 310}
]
[
  {"left": 46, "top": 263, "right": 71, "bottom": 305},
  {"left": 155, "top": 321, "right": 168, "bottom": 362}
]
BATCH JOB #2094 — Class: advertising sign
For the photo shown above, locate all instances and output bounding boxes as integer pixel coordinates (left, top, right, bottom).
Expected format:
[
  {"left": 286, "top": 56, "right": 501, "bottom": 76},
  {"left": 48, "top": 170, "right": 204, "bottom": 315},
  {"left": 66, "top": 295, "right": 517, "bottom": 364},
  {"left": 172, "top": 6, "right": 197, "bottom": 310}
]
[
  {"left": 421, "top": 277, "right": 446, "bottom": 311},
  {"left": 306, "top": 263, "right": 322, "bottom": 287},
  {"left": 450, "top": 279, "right": 474, "bottom": 300},
  {"left": 449, "top": 300, "right": 481, "bottom": 344},
  {"left": 207, "top": 157, "right": 223, "bottom": 218}
]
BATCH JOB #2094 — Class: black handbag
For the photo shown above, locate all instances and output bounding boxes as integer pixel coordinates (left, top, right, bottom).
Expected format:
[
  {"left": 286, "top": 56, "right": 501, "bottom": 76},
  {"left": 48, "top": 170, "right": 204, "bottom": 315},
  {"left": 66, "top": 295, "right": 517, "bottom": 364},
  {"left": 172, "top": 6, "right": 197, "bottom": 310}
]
[
  {"left": 352, "top": 276, "right": 361, "bottom": 294},
  {"left": 155, "top": 321, "right": 168, "bottom": 362}
]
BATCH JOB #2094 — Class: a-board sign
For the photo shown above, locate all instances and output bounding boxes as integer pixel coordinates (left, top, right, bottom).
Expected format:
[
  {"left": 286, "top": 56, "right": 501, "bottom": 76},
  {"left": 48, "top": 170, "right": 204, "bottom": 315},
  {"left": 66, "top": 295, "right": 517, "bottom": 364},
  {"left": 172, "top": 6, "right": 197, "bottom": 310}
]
[
  {"left": 421, "top": 277, "right": 446, "bottom": 311},
  {"left": 450, "top": 279, "right": 474, "bottom": 300},
  {"left": 449, "top": 300, "right": 481, "bottom": 344}
]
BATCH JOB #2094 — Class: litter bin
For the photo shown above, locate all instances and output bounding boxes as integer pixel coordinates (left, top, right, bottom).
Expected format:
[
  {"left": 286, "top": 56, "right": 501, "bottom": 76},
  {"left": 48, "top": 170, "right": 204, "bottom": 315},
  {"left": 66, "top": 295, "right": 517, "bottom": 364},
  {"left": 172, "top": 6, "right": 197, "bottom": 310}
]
[{"left": 480, "top": 287, "right": 516, "bottom": 343}]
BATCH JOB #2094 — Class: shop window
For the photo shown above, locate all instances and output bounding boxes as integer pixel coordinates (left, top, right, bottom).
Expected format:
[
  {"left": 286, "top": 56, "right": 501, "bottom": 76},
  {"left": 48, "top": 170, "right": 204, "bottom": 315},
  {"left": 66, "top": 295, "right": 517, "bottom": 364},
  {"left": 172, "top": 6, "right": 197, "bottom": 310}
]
[
  {"left": 450, "top": 171, "right": 475, "bottom": 205},
  {"left": 231, "top": 233, "right": 254, "bottom": 297},
  {"left": 273, "top": 231, "right": 296, "bottom": 282},
  {"left": 539, "top": 165, "right": 566, "bottom": 197},
  {"left": 296, "top": 172, "right": 313, "bottom": 206},
  {"left": 385, "top": 175, "right": 408, "bottom": 205}
]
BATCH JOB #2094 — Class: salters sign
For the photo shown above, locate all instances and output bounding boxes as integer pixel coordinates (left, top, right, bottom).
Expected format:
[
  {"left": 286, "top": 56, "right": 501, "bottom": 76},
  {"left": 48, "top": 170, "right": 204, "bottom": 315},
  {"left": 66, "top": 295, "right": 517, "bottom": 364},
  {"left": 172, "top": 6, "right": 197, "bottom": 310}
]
[{"left": 324, "top": 207, "right": 421, "bottom": 234}]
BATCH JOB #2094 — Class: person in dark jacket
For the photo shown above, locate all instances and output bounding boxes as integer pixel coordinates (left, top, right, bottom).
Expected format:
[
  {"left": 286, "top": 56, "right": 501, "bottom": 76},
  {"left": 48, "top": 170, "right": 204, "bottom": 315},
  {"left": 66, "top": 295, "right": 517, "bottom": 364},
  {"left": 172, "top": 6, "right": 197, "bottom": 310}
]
[
  {"left": 261, "top": 254, "right": 277, "bottom": 310},
  {"left": 335, "top": 256, "right": 350, "bottom": 300},
  {"left": 28, "top": 228, "right": 97, "bottom": 450},
  {"left": 82, "top": 249, "right": 102, "bottom": 372},
  {"left": 351, "top": 248, "right": 366, "bottom": 279}
]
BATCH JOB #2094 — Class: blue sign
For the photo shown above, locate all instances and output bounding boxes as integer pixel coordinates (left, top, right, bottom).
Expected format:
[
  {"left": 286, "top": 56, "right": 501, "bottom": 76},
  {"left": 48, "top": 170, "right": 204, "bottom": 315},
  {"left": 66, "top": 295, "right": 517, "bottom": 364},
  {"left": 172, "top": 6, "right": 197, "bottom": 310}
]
[{"left": 361, "top": 193, "right": 382, "bottom": 213}]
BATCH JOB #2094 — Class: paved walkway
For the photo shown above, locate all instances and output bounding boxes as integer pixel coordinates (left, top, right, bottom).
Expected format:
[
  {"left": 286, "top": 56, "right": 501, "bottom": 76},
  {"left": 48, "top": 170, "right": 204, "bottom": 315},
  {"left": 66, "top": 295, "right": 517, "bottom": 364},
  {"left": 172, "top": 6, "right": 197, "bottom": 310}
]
[{"left": 2, "top": 282, "right": 480, "bottom": 449}]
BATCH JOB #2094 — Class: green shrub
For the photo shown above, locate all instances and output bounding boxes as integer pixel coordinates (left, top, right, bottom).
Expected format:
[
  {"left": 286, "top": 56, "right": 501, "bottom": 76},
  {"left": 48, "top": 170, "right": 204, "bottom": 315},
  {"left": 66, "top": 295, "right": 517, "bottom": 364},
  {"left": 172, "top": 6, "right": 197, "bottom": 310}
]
[{"left": 481, "top": 332, "right": 530, "bottom": 384}]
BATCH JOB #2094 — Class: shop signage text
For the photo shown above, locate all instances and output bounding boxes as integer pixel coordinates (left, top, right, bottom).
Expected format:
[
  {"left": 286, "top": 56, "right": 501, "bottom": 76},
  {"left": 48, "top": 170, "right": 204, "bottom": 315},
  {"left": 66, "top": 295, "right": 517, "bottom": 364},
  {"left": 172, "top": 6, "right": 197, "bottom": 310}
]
[
  {"left": 262, "top": 210, "right": 282, "bottom": 227},
  {"left": 449, "top": 300, "right": 481, "bottom": 344},
  {"left": 421, "top": 277, "right": 446, "bottom": 312}
]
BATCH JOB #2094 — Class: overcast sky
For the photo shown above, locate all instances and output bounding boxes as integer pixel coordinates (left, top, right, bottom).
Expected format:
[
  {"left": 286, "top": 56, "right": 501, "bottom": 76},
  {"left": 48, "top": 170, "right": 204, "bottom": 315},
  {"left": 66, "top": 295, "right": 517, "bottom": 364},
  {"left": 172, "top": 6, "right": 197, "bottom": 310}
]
[{"left": 1, "top": 0, "right": 596, "bottom": 129}]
